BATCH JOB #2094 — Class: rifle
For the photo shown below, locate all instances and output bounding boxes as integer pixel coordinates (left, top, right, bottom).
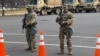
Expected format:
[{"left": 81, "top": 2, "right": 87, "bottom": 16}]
[
  {"left": 22, "top": 19, "right": 25, "bottom": 33},
  {"left": 22, "top": 14, "right": 26, "bottom": 33},
  {"left": 59, "top": 0, "right": 65, "bottom": 26}
]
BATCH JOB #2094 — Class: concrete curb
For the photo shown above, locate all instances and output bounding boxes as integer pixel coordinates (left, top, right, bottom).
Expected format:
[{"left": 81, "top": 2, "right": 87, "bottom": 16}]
[
  {"left": 0, "top": 13, "right": 25, "bottom": 16},
  {"left": 0, "top": 10, "right": 26, "bottom": 16}
]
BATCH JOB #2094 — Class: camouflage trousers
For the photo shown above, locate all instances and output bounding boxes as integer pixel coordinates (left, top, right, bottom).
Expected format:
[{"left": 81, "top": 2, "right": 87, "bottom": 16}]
[
  {"left": 59, "top": 27, "right": 72, "bottom": 52},
  {"left": 25, "top": 27, "right": 36, "bottom": 49}
]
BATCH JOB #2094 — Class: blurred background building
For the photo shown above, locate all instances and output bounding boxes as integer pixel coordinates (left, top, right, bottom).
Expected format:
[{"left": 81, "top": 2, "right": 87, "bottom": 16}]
[{"left": 0, "top": 0, "right": 31, "bottom": 8}]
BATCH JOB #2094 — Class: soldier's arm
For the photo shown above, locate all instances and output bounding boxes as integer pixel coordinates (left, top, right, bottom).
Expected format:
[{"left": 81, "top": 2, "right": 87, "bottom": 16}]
[
  {"left": 67, "top": 12, "right": 75, "bottom": 25},
  {"left": 31, "top": 13, "right": 37, "bottom": 24},
  {"left": 67, "top": 18, "right": 74, "bottom": 25},
  {"left": 26, "top": 13, "right": 37, "bottom": 25}
]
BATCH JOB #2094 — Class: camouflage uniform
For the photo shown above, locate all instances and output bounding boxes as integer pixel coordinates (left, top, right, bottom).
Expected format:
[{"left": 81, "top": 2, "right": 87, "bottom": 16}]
[
  {"left": 22, "top": 8, "right": 37, "bottom": 52},
  {"left": 56, "top": 9, "right": 74, "bottom": 55}
]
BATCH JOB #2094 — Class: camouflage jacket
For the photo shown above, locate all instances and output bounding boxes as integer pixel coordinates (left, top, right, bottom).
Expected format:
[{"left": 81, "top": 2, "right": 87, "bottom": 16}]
[
  {"left": 22, "top": 12, "right": 37, "bottom": 28},
  {"left": 56, "top": 11, "right": 74, "bottom": 27}
]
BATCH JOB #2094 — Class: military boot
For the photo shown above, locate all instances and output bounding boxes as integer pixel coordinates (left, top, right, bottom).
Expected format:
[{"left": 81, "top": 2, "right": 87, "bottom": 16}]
[
  {"left": 67, "top": 40, "right": 72, "bottom": 55},
  {"left": 31, "top": 47, "right": 37, "bottom": 52},
  {"left": 57, "top": 49, "right": 64, "bottom": 55},
  {"left": 68, "top": 50, "right": 72, "bottom": 55},
  {"left": 31, "top": 49, "right": 37, "bottom": 52},
  {"left": 25, "top": 47, "right": 31, "bottom": 51}
]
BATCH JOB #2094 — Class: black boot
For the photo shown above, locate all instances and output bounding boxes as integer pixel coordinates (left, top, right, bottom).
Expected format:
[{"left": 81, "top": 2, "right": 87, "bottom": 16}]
[{"left": 25, "top": 47, "right": 31, "bottom": 51}]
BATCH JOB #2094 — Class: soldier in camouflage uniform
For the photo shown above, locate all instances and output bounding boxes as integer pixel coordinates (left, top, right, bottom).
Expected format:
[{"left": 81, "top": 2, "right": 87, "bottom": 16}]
[
  {"left": 22, "top": 7, "right": 37, "bottom": 52},
  {"left": 56, "top": 5, "right": 74, "bottom": 55}
]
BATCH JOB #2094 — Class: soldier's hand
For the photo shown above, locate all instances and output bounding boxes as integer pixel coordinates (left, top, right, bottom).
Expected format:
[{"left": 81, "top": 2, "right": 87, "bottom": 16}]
[
  {"left": 66, "top": 19, "right": 72, "bottom": 25},
  {"left": 66, "top": 21, "right": 70, "bottom": 24}
]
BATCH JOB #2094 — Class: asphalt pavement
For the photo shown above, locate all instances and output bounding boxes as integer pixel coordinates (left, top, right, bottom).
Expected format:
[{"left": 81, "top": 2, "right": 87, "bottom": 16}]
[{"left": 0, "top": 13, "right": 100, "bottom": 56}]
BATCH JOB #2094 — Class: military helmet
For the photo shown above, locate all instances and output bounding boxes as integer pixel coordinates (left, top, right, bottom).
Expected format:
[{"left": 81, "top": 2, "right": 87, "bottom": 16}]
[
  {"left": 63, "top": 4, "right": 69, "bottom": 10},
  {"left": 26, "top": 7, "right": 33, "bottom": 13}
]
